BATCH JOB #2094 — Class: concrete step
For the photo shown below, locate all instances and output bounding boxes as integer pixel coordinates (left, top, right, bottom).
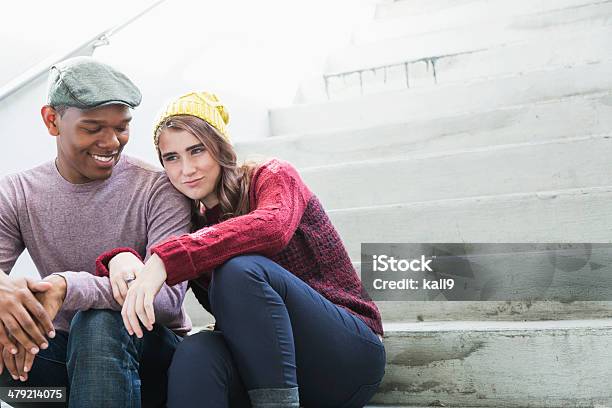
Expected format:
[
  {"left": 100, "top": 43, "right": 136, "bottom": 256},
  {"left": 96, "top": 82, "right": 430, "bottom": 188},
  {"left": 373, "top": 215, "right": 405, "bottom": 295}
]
[
  {"left": 376, "top": 300, "right": 612, "bottom": 324},
  {"left": 185, "top": 289, "right": 612, "bottom": 328},
  {"left": 327, "top": 1, "right": 612, "bottom": 74},
  {"left": 300, "top": 135, "right": 612, "bottom": 210},
  {"left": 297, "top": 25, "right": 612, "bottom": 103},
  {"left": 375, "top": 0, "right": 490, "bottom": 19},
  {"left": 238, "top": 92, "right": 612, "bottom": 168},
  {"left": 367, "top": 0, "right": 607, "bottom": 44},
  {"left": 270, "top": 60, "right": 612, "bottom": 136},
  {"left": 0, "top": 404, "right": 414, "bottom": 408},
  {"left": 184, "top": 289, "right": 215, "bottom": 327},
  {"left": 328, "top": 186, "right": 612, "bottom": 261},
  {"left": 184, "top": 256, "right": 612, "bottom": 325},
  {"left": 347, "top": 261, "right": 612, "bottom": 323},
  {"left": 373, "top": 0, "right": 602, "bottom": 23},
  {"left": 375, "top": 320, "right": 612, "bottom": 407}
]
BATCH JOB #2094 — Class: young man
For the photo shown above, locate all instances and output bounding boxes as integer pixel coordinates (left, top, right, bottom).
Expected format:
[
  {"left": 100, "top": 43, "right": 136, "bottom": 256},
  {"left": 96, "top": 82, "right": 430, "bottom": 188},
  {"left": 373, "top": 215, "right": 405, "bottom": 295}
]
[{"left": 0, "top": 57, "right": 192, "bottom": 407}]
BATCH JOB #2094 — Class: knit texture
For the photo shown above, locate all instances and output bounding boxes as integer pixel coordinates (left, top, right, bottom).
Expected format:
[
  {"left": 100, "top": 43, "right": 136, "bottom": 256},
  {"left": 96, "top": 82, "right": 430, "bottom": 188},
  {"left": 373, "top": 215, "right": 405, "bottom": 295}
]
[{"left": 153, "top": 91, "right": 230, "bottom": 147}]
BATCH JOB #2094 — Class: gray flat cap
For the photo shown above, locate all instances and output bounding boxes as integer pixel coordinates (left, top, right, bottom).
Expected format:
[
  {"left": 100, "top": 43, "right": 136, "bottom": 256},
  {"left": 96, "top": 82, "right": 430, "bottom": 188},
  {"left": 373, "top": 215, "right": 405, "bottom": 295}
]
[{"left": 47, "top": 56, "right": 142, "bottom": 109}]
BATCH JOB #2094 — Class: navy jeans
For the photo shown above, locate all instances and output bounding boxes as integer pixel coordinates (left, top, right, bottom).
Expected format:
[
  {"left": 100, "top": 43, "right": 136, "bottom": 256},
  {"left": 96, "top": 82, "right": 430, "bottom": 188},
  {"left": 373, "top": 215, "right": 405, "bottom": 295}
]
[
  {"left": 168, "top": 255, "right": 386, "bottom": 408},
  {"left": 0, "top": 309, "right": 180, "bottom": 408}
]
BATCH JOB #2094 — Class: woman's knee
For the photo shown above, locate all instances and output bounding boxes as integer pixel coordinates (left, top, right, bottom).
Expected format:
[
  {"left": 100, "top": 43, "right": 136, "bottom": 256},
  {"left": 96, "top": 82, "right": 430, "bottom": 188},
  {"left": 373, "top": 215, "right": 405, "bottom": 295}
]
[
  {"left": 216, "top": 254, "right": 267, "bottom": 275},
  {"left": 211, "top": 255, "right": 268, "bottom": 294},
  {"left": 169, "top": 330, "right": 234, "bottom": 379}
]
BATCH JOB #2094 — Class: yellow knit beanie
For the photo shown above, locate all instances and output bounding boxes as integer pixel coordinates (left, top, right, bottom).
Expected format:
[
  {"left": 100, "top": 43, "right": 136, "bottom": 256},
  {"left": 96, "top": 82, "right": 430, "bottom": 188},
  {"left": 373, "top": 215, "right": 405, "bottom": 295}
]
[{"left": 153, "top": 91, "right": 231, "bottom": 148}]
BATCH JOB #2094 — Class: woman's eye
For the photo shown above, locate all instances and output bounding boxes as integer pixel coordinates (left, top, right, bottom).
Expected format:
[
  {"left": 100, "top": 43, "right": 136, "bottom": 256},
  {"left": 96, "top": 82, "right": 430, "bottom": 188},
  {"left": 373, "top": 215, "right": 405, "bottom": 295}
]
[
  {"left": 192, "top": 148, "right": 204, "bottom": 154},
  {"left": 164, "top": 155, "right": 178, "bottom": 162}
]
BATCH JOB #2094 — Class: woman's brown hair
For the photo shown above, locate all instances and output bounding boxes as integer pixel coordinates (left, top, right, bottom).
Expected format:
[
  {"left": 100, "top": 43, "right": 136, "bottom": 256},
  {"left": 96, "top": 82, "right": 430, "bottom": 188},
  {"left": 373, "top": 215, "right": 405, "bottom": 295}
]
[{"left": 155, "top": 115, "right": 258, "bottom": 229}]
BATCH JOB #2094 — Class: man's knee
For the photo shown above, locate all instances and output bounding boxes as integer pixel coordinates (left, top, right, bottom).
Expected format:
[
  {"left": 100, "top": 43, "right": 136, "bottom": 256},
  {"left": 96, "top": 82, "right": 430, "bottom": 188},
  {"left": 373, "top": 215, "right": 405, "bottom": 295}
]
[
  {"left": 70, "top": 309, "right": 125, "bottom": 336},
  {"left": 68, "top": 310, "right": 132, "bottom": 357},
  {"left": 66, "top": 310, "right": 139, "bottom": 385}
]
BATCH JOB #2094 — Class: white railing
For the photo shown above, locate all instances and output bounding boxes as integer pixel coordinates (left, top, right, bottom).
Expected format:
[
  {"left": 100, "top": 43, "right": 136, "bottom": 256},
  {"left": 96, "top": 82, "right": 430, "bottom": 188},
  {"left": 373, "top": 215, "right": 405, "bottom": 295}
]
[{"left": 0, "top": 0, "right": 166, "bottom": 102}]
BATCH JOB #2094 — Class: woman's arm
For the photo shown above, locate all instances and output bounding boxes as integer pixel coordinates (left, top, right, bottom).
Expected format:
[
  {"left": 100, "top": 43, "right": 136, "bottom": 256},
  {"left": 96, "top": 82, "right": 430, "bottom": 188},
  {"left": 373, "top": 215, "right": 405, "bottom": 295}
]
[
  {"left": 120, "top": 160, "right": 314, "bottom": 336},
  {"left": 152, "top": 159, "right": 313, "bottom": 285}
]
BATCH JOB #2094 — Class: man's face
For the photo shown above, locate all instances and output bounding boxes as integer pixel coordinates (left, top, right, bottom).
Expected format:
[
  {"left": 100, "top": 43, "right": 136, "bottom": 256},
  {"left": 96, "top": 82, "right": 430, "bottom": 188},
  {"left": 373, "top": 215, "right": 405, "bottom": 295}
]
[{"left": 54, "top": 104, "right": 132, "bottom": 183}]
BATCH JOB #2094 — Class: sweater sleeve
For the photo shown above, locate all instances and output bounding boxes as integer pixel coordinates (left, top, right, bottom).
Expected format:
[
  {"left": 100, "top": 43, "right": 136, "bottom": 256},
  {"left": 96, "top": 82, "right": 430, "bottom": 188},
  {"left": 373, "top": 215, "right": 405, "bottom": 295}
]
[
  {"left": 0, "top": 175, "right": 25, "bottom": 274},
  {"left": 152, "top": 159, "right": 313, "bottom": 286},
  {"left": 95, "top": 247, "right": 142, "bottom": 277}
]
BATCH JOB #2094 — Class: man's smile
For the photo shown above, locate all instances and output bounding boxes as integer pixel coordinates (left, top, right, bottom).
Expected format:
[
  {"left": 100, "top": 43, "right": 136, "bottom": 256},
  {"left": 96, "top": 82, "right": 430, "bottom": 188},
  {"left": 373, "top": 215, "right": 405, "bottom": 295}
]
[{"left": 88, "top": 152, "right": 119, "bottom": 166}]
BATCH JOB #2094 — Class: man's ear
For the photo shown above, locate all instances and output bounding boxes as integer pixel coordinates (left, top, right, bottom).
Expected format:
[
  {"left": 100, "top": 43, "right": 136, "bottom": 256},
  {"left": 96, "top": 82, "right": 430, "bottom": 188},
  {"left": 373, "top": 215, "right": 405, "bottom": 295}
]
[{"left": 41, "top": 105, "right": 60, "bottom": 136}]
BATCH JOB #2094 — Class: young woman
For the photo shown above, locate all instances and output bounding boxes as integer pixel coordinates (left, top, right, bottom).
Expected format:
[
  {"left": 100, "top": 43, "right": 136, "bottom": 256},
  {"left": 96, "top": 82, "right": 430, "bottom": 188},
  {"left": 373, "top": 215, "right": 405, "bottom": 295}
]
[{"left": 96, "top": 92, "right": 385, "bottom": 408}]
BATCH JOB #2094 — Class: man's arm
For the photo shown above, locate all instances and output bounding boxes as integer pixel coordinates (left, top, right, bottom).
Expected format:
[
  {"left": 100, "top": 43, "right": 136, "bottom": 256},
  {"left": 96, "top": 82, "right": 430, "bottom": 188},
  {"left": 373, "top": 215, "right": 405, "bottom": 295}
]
[
  {"left": 54, "top": 173, "right": 191, "bottom": 326},
  {"left": 49, "top": 271, "right": 123, "bottom": 311},
  {"left": 0, "top": 176, "right": 24, "bottom": 274},
  {"left": 141, "top": 174, "right": 192, "bottom": 324},
  {"left": 0, "top": 176, "right": 55, "bottom": 352}
]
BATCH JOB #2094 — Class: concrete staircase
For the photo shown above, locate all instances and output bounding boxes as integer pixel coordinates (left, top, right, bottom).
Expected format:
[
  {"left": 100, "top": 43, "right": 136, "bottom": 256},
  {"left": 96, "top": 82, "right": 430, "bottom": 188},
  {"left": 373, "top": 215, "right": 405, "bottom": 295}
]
[{"left": 184, "top": 0, "right": 612, "bottom": 406}]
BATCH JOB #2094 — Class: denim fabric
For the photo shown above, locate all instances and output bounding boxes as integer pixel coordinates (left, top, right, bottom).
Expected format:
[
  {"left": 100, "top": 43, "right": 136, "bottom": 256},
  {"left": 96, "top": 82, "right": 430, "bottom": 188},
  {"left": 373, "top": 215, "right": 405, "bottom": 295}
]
[
  {"left": 168, "top": 254, "right": 386, "bottom": 408},
  {"left": 0, "top": 309, "right": 180, "bottom": 408},
  {"left": 167, "top": 331, "right": 251, "bottom": 408}
]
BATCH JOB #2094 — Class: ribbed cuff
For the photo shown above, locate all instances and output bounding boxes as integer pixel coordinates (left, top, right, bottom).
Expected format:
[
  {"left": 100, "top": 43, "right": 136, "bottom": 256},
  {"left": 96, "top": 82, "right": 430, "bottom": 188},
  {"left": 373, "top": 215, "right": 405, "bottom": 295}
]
[
  {"left": 151, "top": 239, "right": 198, "bottom": 286},
  {"left": 248, "top": 387, "right": 299, "bottom": 408},
  {"left": 95, "top": 247, "right": 142, "bottom": 277}
]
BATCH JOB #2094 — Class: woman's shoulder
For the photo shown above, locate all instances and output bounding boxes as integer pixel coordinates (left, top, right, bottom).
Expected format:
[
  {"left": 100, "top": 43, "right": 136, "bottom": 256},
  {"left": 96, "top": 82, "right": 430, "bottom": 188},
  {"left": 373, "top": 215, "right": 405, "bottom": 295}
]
[
  {"left": 252, "top": 158, "right": 300, "bottom": 181},
  {"left": 249, "top": 158, "right": 312, "bottom": 202}
]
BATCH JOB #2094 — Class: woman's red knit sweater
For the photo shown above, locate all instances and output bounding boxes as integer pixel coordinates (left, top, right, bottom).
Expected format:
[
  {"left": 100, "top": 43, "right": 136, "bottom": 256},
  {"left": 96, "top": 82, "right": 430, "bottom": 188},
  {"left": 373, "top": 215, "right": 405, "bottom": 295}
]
[{"left": 97, "top": 159, "right": 383, "bottom": 336}]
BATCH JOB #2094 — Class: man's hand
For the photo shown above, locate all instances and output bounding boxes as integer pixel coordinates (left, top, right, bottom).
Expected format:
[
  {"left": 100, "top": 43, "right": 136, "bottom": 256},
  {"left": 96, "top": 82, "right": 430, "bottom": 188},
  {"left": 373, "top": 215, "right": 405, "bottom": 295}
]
[
  {"left": 2, "top": 342, "right": 31, "bottom": 382},
  {"left": 0, "top": 272, "right": 55, "bottom": 354},
  {"left": 0, "top": 324, "right": 17, "bottom": 380},
  {"left": 34, "top": 275, "right": 67, "bottom": 324},
  {"left": 1, "top": 343, "right": 18, "bottom": 381},
  {"left": 4, "top": 275, "right": 69, "bottom": 382},
  {"left": 109, "top": 252, "right": 144, "bottom": 305}
]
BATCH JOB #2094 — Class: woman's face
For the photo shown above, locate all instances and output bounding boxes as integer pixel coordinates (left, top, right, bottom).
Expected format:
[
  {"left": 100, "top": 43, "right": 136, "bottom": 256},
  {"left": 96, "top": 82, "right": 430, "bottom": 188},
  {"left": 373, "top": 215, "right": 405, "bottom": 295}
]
[{"left": 158, "top": 128, "right": 221, "bottom": 208}]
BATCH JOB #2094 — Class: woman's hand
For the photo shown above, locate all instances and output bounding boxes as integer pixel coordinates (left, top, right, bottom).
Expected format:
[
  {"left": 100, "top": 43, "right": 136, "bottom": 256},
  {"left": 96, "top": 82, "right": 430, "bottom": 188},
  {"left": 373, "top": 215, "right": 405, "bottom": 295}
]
[
  {"left": 121, "top": 253, "right": 167, "bottom": 338},
  {"left": 108, "top": 252, "right": 144, "bottom": 306}
]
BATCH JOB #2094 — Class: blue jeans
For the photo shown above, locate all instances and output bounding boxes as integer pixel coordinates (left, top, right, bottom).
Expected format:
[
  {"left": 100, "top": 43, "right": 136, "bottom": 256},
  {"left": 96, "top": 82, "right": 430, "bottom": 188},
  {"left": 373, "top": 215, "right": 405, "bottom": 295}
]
[
  {"left": 168, "top": 255, "right": 386, "bottom": 408},
  {"left": 0, "top": 309, "right": 181, "bottom": 408}
]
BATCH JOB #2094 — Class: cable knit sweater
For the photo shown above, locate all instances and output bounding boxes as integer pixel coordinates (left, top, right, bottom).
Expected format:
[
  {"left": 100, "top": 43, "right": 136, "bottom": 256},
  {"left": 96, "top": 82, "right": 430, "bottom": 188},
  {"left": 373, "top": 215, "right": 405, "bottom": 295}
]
[{"left": 97, "top": 159, "right": 383, "bottom": 336}]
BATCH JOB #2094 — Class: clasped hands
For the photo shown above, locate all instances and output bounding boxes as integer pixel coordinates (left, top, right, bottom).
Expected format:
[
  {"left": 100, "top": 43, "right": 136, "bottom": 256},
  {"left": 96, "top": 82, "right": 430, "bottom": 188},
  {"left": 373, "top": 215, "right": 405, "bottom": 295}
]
[
  {"left": 0, "top": 273, "right": 66, "bottom": 382},
  {"left": 109, "top": 252, "right": 167, "bottom": 339},
  {"left": 0, "top": 253, "right": 167, "bottom": 382}
]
